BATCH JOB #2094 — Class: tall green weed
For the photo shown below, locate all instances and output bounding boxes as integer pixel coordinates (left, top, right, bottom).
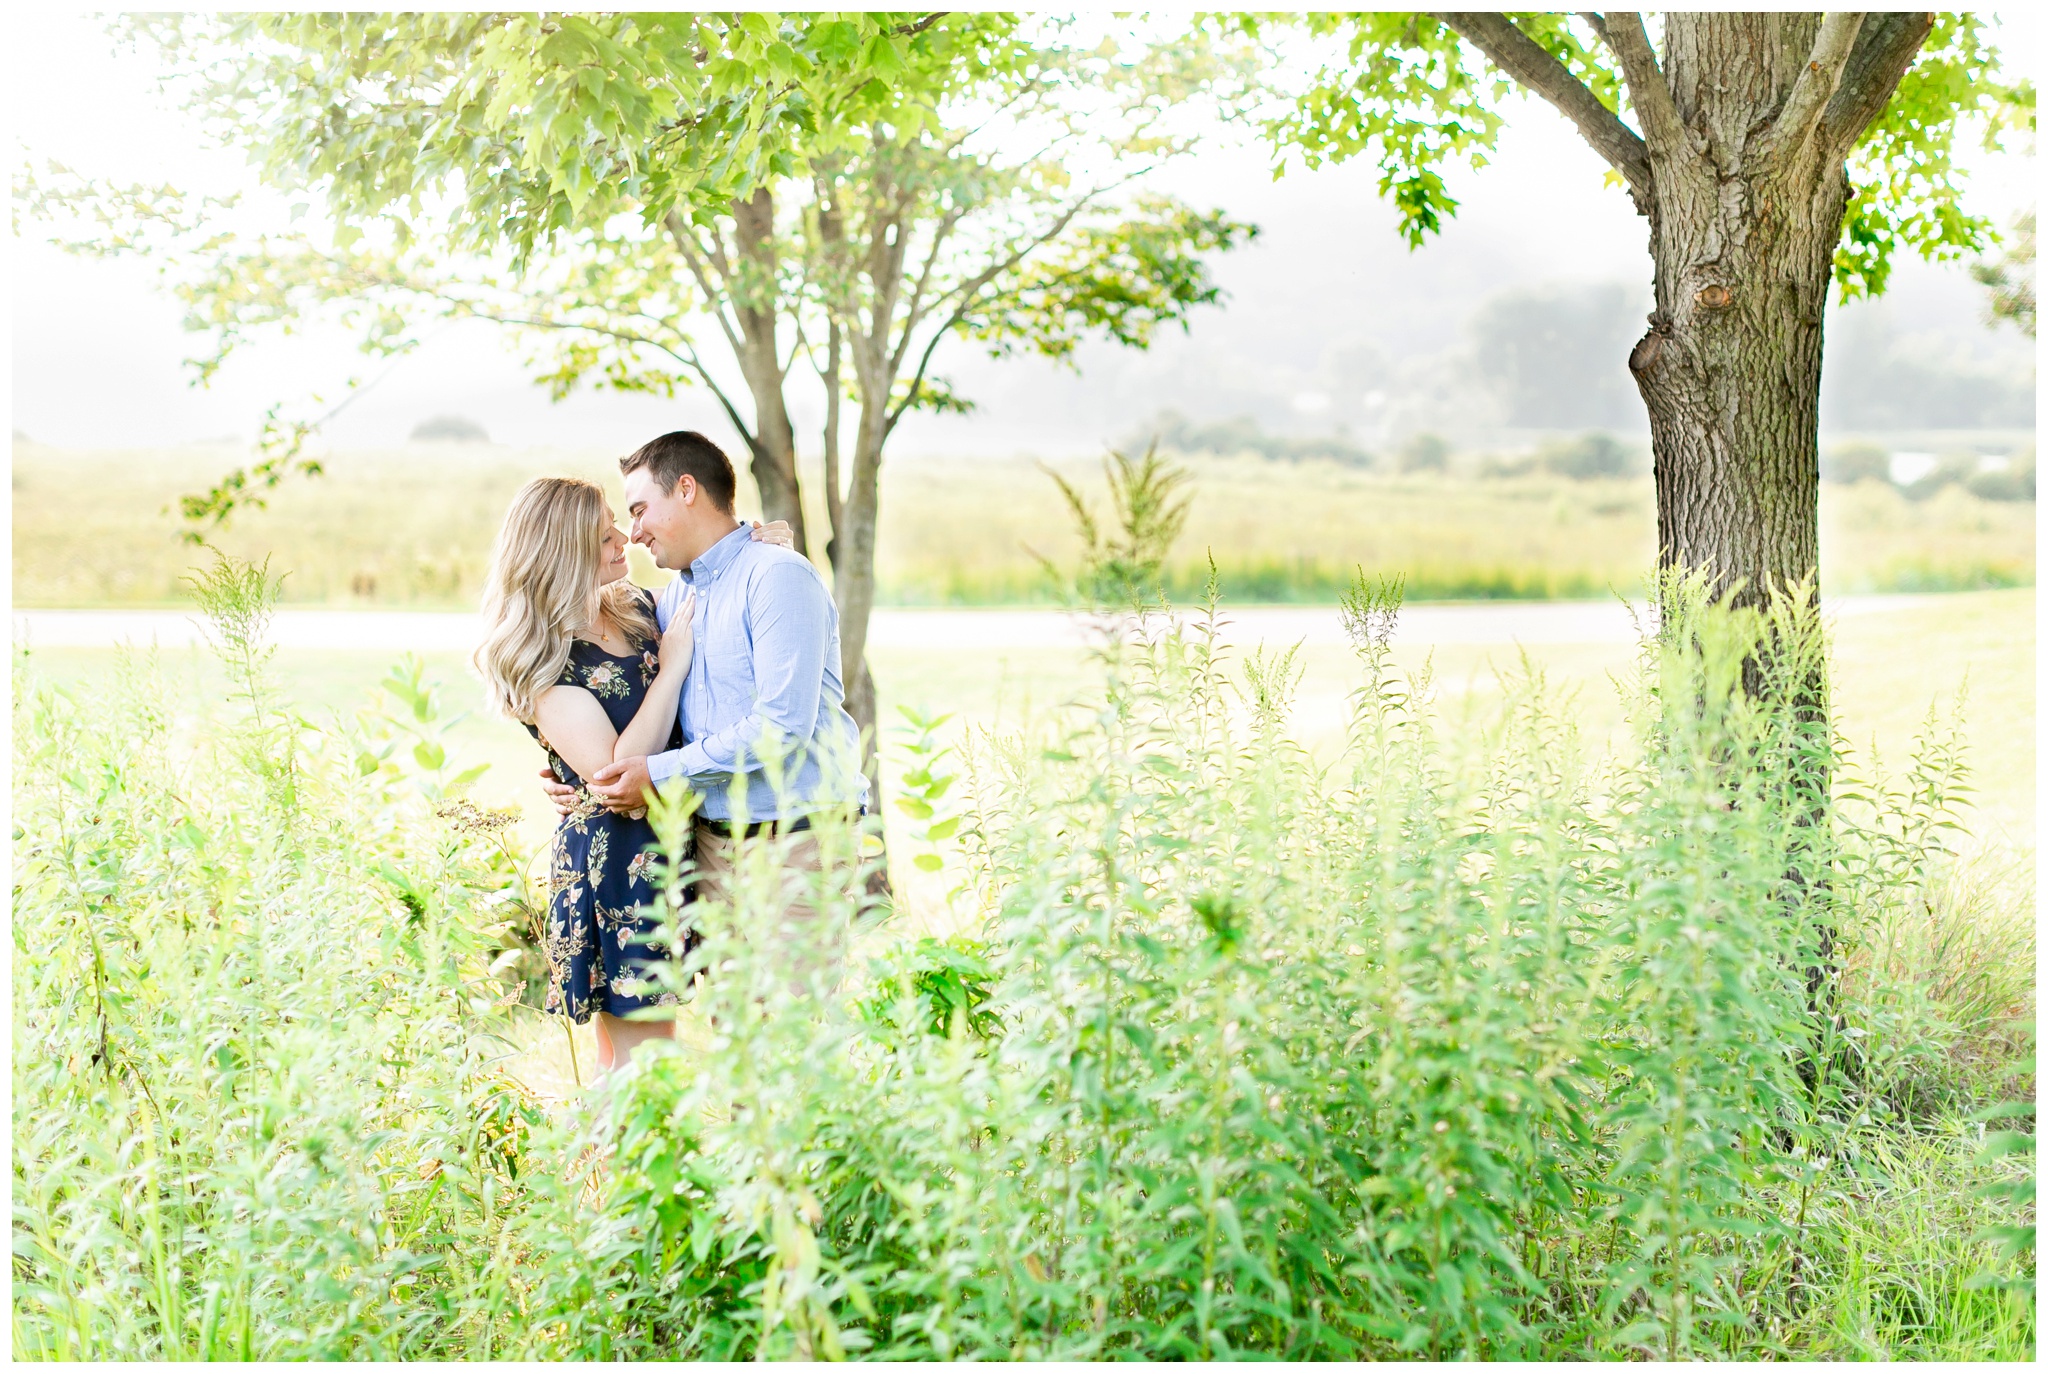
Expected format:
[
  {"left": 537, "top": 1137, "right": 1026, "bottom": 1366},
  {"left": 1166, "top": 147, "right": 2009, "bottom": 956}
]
[
  {"left": 13, "top": 534, "right": 2031, "bottom": 1359},
  {"left": 11, "top": 555, "right": 534, "bottom": 1358},
  {"left": 530, "top": 534, "right": 2024, "bottom": 1357}
]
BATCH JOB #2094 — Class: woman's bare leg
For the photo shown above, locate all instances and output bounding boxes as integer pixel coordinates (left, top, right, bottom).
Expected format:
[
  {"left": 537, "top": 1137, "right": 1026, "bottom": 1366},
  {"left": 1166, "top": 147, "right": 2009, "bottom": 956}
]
[
  {"left": 595, "top": 1012, "right": 673, "bottom": 1072},
  {"left": 589, "top": 1014, "right": 617, "bottom": 1075}
]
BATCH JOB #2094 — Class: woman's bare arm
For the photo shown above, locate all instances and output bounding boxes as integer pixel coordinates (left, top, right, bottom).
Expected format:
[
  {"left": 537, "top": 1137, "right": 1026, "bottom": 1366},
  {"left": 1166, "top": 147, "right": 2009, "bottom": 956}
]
[
  {"left": 612, "top": 587, "right": 695, "bottom": 759},
  {"left": 611, "top": 657, "right": 686, "bottom": 760},
  {"left": 534, "top": 663, "right": 688, "bottom": 782},
  {"left": 532, "top": 686, "right": 632, "bottom": 785},
  {"left": 533, "top": 590, "right": 696, "bottom": 782}
]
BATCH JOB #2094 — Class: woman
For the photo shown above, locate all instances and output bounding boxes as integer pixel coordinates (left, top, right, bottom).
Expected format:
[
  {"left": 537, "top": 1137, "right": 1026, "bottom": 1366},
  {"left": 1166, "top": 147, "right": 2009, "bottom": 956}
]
[{"left": 474, "top": 475, "right": 792, "bottom": 1076}]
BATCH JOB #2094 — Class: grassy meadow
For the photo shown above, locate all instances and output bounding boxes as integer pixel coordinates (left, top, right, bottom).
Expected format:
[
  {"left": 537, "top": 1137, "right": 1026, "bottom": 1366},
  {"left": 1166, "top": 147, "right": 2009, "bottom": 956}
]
[
  {"left": 12, "top": 439, "right": 2036, "bottom": 1358},
  {"left": 17, "top": 587, "right": 2037, "bottom": 867},
  {"left": 12, "top": 549, "right": 2035, "bottom": 1358},
  {"left": 11, "top": 439, "right": 2036, "bottom": 608}
]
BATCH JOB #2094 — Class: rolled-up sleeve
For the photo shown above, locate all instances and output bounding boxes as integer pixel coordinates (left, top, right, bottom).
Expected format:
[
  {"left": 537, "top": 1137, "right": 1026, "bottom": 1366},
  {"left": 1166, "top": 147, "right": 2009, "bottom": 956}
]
[{"left": 672, "top": 561, "right": 830, "bottom": 785}]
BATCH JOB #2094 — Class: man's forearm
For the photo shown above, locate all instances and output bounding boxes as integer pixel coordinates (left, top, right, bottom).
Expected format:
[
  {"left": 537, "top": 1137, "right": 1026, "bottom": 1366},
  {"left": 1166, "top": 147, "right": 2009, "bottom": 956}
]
[
  {"left": 672, "top": 715, "right": 810, "bottom": 786},
  {"left": 644, "top": 746, "right": 691, "bottom": 789}
]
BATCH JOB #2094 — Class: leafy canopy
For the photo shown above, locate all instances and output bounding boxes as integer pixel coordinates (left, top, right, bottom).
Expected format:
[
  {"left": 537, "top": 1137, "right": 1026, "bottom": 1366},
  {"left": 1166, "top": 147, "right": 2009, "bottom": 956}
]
[
  {"left": 1236, "top": 12, "right": 2030, "bottom": 299},
  {"left": 129, "top": 12, "right": 1041, "bottom": 261},
  {"left": 30, "top": 15, "right": 1257, "bottom": 535}
]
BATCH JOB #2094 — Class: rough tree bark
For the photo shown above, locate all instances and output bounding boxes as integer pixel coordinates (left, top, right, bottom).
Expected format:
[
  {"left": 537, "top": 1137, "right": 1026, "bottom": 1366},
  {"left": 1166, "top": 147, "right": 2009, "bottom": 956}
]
[
  {"left": 812, "top": 172, "right": 888, "bottom": 802},
  {"left": 1435, "top": 12, "right": 1936, "bottom": 1013},
  {"left": 1438, "top": 11, "right": 1934, "bottom": 604},
  {"left": 833, "top": 228, "right": 896, "bottom": 794}
]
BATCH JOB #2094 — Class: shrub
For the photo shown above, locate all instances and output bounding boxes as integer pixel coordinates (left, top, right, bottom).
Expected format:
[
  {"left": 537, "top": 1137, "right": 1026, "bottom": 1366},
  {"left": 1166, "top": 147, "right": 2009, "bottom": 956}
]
[
  {"left": 1477, "top": 450, "right": 1537, "bottom": 478},
  {"left": 1141, "top": 410, "right": 1376, "bottom": 467},
  {"left": 11, "top": 555, "right": 533, "bottom": 1358},
  {"left": 409, "top": 415, "right": 490, "bottom": 443},
  {"left": 1397, "top": 431, "right": 1450, "bottom": 473},
  {"left": 1823, "top": 441, "right": 1892, "bottom": 485},
  {"left": 14, "top": 529, "right": 2032, "bottom": 1360},
  {"left": 1966, "top": 451, "right": 2036, "bottom": 503},
  {"left": 1832, "top": 710, "right": 2037, "bottom": 1117},
  {"left": 1900, "top": 451, "right": 1983, "bottom": 502},
  {"left": 1539, "top": 430, "right": 1638, "bottom": 479}
]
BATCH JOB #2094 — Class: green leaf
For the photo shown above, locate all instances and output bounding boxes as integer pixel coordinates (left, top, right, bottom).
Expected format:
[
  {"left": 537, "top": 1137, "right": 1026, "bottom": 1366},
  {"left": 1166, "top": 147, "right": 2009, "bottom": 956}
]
[{"left": 862, "top": 34, "right": 905, "bottom": 80}]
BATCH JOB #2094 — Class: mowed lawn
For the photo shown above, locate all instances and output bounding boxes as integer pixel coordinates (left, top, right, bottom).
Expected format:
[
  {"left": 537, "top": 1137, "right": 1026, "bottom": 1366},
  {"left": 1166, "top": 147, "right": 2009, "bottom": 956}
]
[{"left": 18, "top": 589, "right": 2034, "bottom": 880}]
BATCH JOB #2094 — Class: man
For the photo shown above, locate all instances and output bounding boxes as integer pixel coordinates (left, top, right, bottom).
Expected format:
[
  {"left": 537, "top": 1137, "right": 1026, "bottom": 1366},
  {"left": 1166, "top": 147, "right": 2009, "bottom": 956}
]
[{"left": 542, "top": 429, "right": 868, "bottom": 995}]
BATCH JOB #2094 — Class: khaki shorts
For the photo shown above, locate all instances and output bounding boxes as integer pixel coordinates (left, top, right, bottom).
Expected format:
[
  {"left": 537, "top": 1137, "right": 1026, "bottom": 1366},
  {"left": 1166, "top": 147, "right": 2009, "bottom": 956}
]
[{"left": 691, "top": 818, "right": 848, "bottom": 998}]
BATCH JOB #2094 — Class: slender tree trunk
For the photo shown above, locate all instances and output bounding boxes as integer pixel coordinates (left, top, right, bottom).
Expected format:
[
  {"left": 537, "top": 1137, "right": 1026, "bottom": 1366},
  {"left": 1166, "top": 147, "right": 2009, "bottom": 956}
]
[
  {"left": 835, "top": 397, "right": 888, "bottom": 800},
  {"left": 822, "top": 320, "right": 845, "bottom": 569},
  {"left": 822, "top": 164, "right": 913, "bottom": 805},
  {"left": 818, "top": 315, "right": 890, "bottom": 821},
  {"left": 729, "top": 187, "right": 808, "bottom": 551}
]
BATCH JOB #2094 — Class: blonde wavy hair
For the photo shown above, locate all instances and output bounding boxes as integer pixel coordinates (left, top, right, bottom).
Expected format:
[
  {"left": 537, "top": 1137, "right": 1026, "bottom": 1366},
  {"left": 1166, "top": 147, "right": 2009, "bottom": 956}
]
[{"left": 474, "top": 476, "right": 658, "bottom": 723}]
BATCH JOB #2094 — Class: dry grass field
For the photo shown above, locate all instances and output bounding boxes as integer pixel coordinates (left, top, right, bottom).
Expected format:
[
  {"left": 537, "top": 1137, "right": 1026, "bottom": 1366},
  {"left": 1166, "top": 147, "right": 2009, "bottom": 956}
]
[
  {"left": 16, "top": 434, "right": 2033, "bottom": 894},
  {"left": 12, "top": 439, "right": 2034, "bottom": 607},
  {"left": 18, "top": 588, "right": 2033, "bottom": 876}
]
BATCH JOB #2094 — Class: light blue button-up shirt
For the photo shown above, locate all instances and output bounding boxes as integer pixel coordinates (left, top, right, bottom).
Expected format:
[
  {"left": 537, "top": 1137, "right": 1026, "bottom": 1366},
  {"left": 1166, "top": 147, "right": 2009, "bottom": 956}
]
[{"left": 644, "top": 522, "right": 868, "bottom": 821}]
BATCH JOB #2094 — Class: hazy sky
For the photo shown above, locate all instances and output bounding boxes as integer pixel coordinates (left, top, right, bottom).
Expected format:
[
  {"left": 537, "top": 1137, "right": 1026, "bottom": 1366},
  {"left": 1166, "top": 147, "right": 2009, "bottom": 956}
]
[{"left": 11, "top": 12, "right": 2037, "bottom": 458}]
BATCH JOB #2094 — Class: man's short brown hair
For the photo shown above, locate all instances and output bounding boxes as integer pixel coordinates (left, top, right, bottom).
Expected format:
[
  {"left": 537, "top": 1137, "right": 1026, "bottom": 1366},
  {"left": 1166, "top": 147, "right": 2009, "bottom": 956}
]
[{"left": 620, "top": 430, "right": 737, "bottom": 511}]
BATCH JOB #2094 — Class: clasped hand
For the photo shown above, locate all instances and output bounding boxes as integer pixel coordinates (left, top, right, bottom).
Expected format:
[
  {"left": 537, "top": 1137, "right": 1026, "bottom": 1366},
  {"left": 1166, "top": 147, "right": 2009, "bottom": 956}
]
[
  {"left": 538, "top": 518, "right": 787, "bottom": 818},
  {"left": 538, "top": 756, "right": 655, "bottom": 814}
]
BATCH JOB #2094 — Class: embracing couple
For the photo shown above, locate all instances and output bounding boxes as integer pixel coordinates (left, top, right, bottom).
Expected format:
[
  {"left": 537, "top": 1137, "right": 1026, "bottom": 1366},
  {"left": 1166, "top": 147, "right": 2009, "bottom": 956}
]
[{"left": 473, "top": 430, "right": 868, "bottom": 1078}]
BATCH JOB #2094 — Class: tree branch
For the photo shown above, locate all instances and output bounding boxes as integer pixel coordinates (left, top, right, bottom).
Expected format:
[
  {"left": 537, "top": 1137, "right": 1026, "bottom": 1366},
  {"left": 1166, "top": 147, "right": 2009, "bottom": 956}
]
[
  {"left": 820, "top": 320, "right": 844, "bottom": 551},
  {"left": 1595, "top": 13, "right": 1686, "bottom": 161},
  {"left": 913, "top": 175, "right": 1128, "bottom": 328},
  {"left": 1757, "top": 12, "right": 1867, "bottom": 166},
  {"left": 662, "top": 210, "right": 746, "bottom": 359},
  {"left": 1434, "top": 12, "right": 1652, "bottom": 196},
  {"left": 888, "top": 209, "right": 962, "bottom": 377},
  {"left": 883, "top": 184, "right": 1116, "bottom": 434},
  {"left": 936, "top": 72, "right": 1057, "bottom": 160},
  {"left": 1817, "top": 11, "right": 1935, "bottom": 159},
  {"left": 467, "top": 306, "right": 760, "bottom": 449},
  {"left": 886, "top": 330, "right": 954, "bottom": 440}
]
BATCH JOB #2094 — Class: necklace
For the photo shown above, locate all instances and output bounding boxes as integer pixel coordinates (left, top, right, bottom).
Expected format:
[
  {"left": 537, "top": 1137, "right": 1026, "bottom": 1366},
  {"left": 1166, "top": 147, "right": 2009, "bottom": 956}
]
[{"left": 576, "top": 608, "right": 632, "bottom": 656}]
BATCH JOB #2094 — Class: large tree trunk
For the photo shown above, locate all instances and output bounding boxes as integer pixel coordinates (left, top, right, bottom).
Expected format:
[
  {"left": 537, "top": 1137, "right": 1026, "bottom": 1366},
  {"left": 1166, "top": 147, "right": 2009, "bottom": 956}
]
[
  {"left": 729, "top": 188, "right": 808, "bottom": 552},
  {"left": 1593, "top": 12, "right": 1931, "bottom": 1022},
  {"left": 1443, "top": 12, "right": 1930, "bottom": 603},
  {"left": 1628, "top": 14, "right": 1844, "bottom": 607}
]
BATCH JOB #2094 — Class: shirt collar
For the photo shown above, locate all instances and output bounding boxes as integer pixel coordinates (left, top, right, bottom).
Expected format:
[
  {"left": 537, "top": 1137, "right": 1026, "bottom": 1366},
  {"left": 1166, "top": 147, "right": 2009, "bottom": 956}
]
[{"left": 685, "top": 521, "right": 752, "bottom": 584}]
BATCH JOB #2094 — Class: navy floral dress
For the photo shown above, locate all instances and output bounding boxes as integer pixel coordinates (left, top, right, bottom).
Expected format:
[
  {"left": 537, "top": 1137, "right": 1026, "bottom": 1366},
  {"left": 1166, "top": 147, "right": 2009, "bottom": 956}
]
[{"left": 526, "top": 587, "right": 696, "bottom": 1024}]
